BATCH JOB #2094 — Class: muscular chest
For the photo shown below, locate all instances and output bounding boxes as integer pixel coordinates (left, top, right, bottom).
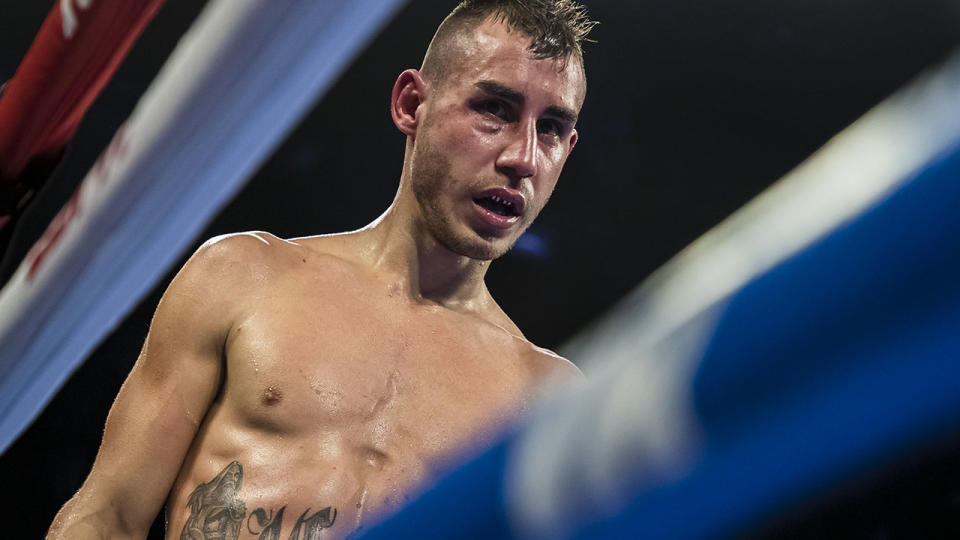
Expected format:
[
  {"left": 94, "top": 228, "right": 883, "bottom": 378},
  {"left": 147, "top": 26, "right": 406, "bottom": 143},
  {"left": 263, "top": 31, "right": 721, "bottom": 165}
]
[{"left": 221, "top": 285, "right": 531, "bottom": 456}]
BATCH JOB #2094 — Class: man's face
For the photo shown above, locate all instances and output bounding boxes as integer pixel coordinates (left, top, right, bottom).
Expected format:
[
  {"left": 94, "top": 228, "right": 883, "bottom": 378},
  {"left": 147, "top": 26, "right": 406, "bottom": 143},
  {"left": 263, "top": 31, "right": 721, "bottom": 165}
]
[{"left": 409, "top": 19, "right": 585, "bottom": 260}]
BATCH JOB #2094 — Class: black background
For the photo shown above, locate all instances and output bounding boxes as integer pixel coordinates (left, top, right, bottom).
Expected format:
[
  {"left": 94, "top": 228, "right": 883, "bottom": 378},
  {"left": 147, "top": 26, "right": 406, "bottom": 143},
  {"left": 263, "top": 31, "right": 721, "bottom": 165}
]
[{"left": 1, "top": 1, "right": 959, "bottom": 537}]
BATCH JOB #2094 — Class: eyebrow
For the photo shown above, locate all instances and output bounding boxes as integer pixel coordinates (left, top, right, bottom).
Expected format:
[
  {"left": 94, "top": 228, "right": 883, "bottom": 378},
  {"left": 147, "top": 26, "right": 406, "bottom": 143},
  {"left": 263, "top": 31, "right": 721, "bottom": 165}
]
[{"left": 474, "top": 80, "right": 579, "bottom": 125}]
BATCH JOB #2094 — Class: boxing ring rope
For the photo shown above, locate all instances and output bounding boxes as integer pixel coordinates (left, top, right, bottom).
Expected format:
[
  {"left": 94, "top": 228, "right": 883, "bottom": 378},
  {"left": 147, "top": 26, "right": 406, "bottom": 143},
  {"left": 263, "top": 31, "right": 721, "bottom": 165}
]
[
  {"left": 357, "top": 50, "right": 960, "bottom": 539},
  {"left": 0, "top": 0, "right": 406, "bottom": 454}
]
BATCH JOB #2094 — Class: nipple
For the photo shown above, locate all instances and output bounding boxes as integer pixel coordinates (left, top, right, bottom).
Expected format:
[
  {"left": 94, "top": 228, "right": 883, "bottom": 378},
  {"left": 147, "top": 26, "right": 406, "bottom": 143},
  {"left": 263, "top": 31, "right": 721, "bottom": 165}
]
[{"left": 261, "top": 385, "right": 283, "bottom": 406}]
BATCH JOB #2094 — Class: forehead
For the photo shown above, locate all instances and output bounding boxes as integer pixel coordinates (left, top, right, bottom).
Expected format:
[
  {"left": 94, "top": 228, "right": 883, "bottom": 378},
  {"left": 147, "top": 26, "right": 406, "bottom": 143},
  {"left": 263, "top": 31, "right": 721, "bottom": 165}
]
[{"left": 441, "top": 18, "right": 586, "bottom": 111}]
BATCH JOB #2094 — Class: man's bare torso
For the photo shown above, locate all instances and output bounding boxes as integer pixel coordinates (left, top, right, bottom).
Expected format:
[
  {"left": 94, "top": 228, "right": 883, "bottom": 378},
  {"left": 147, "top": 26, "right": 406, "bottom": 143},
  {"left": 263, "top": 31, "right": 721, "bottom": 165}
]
[{"left": 165, "top": 232, "right": 576, "bottom": 539}]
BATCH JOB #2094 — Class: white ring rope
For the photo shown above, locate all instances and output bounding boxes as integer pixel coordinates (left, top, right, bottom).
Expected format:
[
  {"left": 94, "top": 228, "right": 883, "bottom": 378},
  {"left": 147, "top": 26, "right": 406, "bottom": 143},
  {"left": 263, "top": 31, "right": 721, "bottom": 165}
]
[{"left": 0, "top": 0, "right": 406, "bottom": 454}]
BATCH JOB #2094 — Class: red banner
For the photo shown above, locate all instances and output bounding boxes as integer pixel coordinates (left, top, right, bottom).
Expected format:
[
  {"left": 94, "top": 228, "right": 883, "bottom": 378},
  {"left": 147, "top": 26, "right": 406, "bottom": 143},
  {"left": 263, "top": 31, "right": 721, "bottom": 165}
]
[{"left": 0, "top": 0, "right": 165, "bottom": 180}]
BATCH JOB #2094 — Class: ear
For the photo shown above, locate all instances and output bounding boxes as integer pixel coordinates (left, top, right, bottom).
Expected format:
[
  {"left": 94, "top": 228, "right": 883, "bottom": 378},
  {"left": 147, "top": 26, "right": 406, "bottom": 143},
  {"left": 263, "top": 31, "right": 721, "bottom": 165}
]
[
  {"left": 568, "top": 129, "right": 579, "bottom": 153},
  {"left": 391, "top": 69, "right": 427, "bottom": 137}
]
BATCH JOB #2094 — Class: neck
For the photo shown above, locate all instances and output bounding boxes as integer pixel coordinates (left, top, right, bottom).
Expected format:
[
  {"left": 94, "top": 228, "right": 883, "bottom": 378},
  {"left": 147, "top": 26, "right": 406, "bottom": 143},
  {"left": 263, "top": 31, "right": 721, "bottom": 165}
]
[{"left": 353, "top": 193, "right": 492, "bottom": 310}]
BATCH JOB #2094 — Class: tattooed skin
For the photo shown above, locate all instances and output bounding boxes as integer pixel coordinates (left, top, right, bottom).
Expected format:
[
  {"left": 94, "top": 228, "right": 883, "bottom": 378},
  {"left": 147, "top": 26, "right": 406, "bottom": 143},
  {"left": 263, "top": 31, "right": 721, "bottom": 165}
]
[
  {"left": 247, "top": 507, "right": 284, "bottom": 540},
  {"left": 180, "top": 461, "right": 246, "bottom": 540},
  {"left": 180, "top": 462, "right": 337, "bottom": 540},
  {"left": 289, "top": 507, "right": 338, "bottom": 539}
]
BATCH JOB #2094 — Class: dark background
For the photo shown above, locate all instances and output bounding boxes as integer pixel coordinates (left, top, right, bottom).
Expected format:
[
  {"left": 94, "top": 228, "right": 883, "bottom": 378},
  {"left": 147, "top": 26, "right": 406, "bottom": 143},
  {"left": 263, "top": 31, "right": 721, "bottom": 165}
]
[{"left": 1, "top": 0, "right": 959, "bottom": 537}]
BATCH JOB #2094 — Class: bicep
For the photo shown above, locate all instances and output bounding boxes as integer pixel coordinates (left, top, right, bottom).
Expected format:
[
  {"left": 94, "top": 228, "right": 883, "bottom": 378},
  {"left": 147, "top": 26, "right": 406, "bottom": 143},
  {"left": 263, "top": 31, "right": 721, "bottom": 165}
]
[
  {"left": 79, "top": 243, "right": 240, "bottom": 532},
  {"left": 90, "top": 337, "right": 222, "bottom": 528}
]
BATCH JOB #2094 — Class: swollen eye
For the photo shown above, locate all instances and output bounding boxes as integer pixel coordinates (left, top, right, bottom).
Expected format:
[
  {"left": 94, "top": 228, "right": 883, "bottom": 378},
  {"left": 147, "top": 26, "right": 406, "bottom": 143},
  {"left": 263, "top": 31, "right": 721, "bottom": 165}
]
[
  {"left": 538, "top": 120, "right": 561, "bottom": 136},
  {"left": 476, "top": 100, "right": 509, "bottom": 119},
  {"left": 486, "top": 102, "right": 504, "bottom": 115}
]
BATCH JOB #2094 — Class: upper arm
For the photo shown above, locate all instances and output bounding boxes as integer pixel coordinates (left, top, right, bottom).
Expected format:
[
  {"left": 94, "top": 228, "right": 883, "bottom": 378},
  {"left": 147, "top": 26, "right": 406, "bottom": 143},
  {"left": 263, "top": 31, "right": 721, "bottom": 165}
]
[{"left": 53, "top": 233, "right": 272, "bottom": 536}]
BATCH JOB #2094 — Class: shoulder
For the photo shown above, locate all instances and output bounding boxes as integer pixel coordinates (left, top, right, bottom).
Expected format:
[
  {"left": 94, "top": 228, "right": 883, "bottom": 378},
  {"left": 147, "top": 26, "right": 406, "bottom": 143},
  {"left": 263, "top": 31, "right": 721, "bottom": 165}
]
[
  {"left": 165, "top": 231, "right": 301, "bottom": 313},
  {"left": 195, "top": 230, "right": 295, "bottom": 266},
  {"left": 524, "top": 342, "right": 585, "bottom": 384},
  {"left": 287, "top": 231, "right": 365, "bottom": 264},
  {"left": 480, "top": 295, "right": 585, "bottom": 384},
  {"left": 184, "top": 230, "right": 326, "bottom": 280},
  {"left": 189, "top": 231, "right": 374, "bottom": 295},
  {"left": 147, "top": 232, "right": 296, "bottom": 355}
]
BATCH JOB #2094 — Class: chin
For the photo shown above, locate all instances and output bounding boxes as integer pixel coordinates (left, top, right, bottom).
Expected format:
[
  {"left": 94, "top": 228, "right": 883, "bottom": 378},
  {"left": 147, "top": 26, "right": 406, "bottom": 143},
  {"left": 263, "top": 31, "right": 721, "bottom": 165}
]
[
  {"left": 450, "top": 238, "right": 506, "bottom": 261},
  {"left": 418, "top": 202, "right": 518, "bottom": 260},
  {"left": 439, "top": 229, "right": 514, "bottom": 261}
]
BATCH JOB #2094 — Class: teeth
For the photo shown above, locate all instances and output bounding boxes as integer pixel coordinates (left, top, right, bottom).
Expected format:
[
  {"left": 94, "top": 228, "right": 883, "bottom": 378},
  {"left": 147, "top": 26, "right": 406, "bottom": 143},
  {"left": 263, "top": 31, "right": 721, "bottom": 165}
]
[{"left": 489, "top": 195, "right": 512, "bottom": 206}]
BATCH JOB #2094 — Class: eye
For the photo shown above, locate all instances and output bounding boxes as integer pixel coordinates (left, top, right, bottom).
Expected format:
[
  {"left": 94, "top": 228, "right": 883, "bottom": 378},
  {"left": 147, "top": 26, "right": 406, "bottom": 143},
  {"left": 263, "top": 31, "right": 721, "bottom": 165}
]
[
  {"left": 537, "top": 119, "right": 564, "bottom": 138},
  {"left": 474, "top": 99, "right": 510, "bottom": 120}
]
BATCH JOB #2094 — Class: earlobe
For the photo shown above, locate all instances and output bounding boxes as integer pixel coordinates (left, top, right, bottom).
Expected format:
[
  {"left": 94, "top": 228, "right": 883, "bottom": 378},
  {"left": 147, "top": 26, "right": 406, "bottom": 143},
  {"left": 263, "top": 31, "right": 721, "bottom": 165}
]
[{"left": 391, "top": 69, "right": 426, "bottom": 137}]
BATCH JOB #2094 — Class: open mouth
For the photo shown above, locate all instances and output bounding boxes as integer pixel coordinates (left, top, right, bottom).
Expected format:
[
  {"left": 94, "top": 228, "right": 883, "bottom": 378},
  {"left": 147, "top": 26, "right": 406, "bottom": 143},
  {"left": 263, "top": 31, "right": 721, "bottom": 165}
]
[{"left": 473, "top": 194, "right": 520, "bottom": 217}]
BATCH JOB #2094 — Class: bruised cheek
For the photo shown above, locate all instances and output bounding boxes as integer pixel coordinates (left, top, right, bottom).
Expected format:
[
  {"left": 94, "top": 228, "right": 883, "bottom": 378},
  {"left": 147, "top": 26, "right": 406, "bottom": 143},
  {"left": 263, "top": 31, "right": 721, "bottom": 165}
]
[
  {"left": 447, "top": 127, "right": 477, "bottom": 150},
  {"left": 447, "top": 104, "right": 497, "bottom": 146},
  {"left": 472, "top": 115, "right": 505, "bottom": 136},
  {"left": 442, "top": 122, "right": 500, "bottom": 164},
  {"left": 425, "top": 106, "right": 499, "bottom": 165}
]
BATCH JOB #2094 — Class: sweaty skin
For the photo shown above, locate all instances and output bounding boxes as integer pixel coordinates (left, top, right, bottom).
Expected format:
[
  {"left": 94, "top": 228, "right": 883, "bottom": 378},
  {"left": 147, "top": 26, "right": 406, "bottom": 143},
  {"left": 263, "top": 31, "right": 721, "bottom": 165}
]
[
  {"left": 48, "top": 17, "right": 586, "bottom": 540},
  {"left": 165, "top": 232, "right": 578, "bottom": 539}
]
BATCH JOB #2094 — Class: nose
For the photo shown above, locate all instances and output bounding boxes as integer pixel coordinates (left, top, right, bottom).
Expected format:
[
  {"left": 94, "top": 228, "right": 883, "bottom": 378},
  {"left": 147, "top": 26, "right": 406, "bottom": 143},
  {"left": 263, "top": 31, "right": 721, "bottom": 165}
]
[{"left": 495, "top": 119, "right": 538, "bottom": 182}]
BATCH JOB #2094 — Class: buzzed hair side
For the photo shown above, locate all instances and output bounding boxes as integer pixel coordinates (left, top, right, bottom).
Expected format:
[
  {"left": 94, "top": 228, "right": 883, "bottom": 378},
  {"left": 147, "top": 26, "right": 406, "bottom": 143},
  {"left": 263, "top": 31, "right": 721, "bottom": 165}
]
[{"left": 420, "top": 0, "right": 597, "bottom": 86}]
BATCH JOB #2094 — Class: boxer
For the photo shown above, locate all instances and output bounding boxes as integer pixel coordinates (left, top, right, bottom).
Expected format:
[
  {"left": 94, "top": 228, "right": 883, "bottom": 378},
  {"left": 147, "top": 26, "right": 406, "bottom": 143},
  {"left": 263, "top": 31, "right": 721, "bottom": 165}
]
[{"left": 48, "top": 1, "right": 596, "bottom": 537}]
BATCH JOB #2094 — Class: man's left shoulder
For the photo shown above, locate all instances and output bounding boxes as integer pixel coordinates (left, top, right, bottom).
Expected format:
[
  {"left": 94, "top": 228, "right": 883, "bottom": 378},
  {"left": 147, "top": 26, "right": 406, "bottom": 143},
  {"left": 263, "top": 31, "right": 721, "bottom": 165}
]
[
  {"left": 522, "top": 341, "right": 585, "bottom": 383},
  {"left": 482, "top": 301, "right": 584, "bottom": 382}
]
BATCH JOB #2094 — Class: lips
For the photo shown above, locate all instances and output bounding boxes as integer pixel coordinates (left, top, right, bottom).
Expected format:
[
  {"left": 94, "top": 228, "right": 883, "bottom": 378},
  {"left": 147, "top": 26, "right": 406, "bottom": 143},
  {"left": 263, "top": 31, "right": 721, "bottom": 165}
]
[{"left": 472, "top": 188, "right": 525, "bottom": 229}]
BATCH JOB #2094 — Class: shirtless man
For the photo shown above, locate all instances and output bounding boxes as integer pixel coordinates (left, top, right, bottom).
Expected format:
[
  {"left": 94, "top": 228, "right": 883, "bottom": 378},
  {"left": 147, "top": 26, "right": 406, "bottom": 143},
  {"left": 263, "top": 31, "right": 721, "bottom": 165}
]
[{"left": 48, "top": 1, "right": 595, "bottom": 537}]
